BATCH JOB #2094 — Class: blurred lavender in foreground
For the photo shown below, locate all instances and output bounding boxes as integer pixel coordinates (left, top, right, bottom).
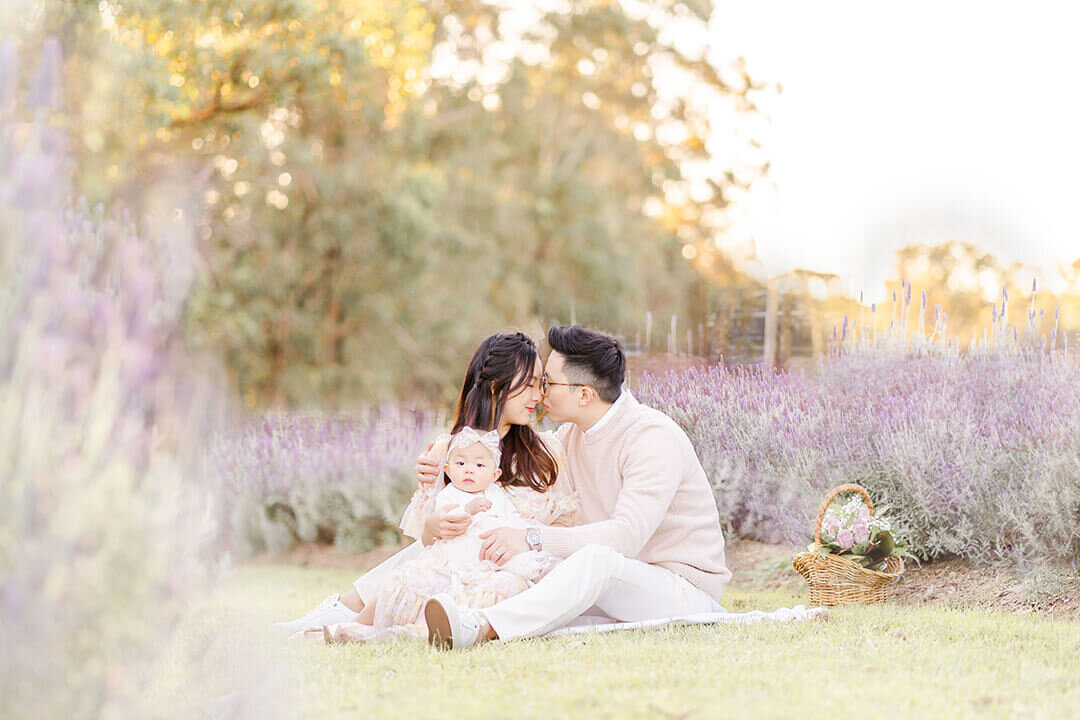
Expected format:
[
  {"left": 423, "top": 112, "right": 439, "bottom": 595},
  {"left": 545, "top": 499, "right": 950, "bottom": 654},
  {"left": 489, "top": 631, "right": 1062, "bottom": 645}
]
[
  {"left": 639, "top": 308, "right": 1080, "bottom": 566},
  {"left": 1, "top": 39, "right": 282, "bottom": 719},
  {"left": 209, "top": 408, "right": 441, "bottom": 555}
]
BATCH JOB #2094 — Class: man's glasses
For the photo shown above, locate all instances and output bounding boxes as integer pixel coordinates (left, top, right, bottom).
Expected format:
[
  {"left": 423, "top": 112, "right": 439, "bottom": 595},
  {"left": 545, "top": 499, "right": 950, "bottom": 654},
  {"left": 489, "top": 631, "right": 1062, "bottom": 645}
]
[{"left": 539, "top": 372, "right": 587, "bottom": 395}]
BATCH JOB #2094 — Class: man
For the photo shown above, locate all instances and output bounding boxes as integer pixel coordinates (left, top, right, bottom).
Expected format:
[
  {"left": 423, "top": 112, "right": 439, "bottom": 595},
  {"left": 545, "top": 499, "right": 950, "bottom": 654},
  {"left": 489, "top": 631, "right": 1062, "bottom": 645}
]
[{"left": 424, "top": 325, "right": 731, "bottom": 649}]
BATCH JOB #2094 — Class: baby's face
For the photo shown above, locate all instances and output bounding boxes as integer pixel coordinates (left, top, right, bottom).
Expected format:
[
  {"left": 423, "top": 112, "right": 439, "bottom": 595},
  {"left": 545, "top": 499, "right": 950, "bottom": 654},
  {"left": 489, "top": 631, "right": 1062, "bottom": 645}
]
[{"left": 444, "top": 442, "right": 501, "bottom": 493}]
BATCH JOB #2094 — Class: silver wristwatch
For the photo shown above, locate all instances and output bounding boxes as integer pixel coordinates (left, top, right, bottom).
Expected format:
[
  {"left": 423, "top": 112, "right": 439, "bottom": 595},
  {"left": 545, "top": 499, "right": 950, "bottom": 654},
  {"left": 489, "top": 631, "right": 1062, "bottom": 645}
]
[{"left": 526, "top": 527, "right": 543, "bottom": 552}]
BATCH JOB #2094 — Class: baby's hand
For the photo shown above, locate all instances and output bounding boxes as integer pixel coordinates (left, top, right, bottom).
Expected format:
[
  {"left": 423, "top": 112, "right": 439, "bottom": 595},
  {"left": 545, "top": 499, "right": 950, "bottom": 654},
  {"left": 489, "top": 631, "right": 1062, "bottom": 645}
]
[{"left": 465, "top": 497, "right": 493, "bottom": 515}]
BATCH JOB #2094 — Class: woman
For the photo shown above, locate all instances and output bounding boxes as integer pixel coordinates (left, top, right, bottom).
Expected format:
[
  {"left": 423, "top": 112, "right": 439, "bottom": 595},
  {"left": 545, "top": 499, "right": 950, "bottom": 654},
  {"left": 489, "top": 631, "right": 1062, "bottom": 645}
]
[{"left": 272, "top": 332, "right": 579, "bottom": 634}]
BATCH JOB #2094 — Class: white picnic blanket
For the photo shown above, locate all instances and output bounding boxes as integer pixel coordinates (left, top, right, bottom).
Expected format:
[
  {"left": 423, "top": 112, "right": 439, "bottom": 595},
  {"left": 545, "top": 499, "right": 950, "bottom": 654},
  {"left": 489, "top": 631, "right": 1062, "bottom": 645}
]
[
  {"left": 314, "top": 605, "right": 826, "bottom": 645},
  {"left": 540, "top": 605, "right": 826, "bottom": 638}
]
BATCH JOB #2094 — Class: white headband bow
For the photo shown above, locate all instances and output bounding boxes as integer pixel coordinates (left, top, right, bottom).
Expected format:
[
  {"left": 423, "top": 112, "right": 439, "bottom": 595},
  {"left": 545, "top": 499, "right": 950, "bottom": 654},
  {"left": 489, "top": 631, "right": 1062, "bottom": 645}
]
[{"left": 447, "top": 426, "right": 502, "bottom": 468}]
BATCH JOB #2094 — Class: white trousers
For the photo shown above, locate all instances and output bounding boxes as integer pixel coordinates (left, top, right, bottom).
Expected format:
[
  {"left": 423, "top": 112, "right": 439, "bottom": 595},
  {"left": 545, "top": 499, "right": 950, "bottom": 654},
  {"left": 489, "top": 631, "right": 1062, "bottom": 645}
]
[
  {"left": 352, "top": 542, "right": 421, "bottom": 606},
  {"left": 482, "top": 544, "right": 722, "bottom": 641}
]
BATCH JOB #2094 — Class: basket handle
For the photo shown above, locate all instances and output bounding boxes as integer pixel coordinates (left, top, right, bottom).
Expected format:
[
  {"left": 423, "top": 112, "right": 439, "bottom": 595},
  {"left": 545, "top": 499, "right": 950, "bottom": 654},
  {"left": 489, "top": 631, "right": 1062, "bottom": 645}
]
[{"left": 814, "top": 483, "right": 874, "bottom": 546}]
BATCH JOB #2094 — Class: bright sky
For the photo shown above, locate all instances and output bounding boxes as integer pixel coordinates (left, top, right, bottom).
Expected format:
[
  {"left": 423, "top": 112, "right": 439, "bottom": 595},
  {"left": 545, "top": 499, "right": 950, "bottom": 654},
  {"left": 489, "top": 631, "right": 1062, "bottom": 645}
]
[{"left": 708, "top": 0, "right": 1080, "bottom": 302}]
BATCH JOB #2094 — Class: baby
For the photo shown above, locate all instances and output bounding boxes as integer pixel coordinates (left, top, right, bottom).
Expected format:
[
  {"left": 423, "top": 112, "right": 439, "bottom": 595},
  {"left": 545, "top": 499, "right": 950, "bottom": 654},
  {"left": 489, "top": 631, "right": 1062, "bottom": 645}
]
[
  {"left": 326, "top": 427, "right": 556, "bottom": 640},
  {"left": 416, "top": 427, "right": 551, "bottom": 577}
]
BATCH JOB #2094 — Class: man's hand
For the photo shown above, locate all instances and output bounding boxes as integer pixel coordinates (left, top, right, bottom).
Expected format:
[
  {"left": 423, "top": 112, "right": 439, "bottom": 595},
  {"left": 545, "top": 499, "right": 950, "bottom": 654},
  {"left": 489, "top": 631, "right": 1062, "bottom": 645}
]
[
  {"left": 479, "top": 527, "right": 529, "bottom": 565},
  {"left": 422, "top": 504, "right": 471, "bottom": 546},
  {"left": 464, "top": 497, "right": 493, "bottom": 515},
  {"left": 415, "top": 452, "right": 440, "bottom": 489}
]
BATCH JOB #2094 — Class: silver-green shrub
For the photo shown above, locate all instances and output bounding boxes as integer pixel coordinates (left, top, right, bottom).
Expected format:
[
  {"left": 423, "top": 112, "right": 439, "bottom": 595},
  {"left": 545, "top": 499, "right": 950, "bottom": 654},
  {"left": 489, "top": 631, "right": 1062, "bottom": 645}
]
[
  {"left": 211, "top": 409, "right": 441, "bottom": 555},
  {"left": 639, "top": 284, "right": 1080, "bottom": 566}
]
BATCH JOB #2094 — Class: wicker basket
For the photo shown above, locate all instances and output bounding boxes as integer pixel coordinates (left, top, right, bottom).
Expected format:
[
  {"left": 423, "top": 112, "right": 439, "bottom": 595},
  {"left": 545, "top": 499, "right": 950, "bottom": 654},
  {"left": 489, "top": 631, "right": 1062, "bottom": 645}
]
[{"left": 792, "top": 483, "right": 904, "bottom": 606}]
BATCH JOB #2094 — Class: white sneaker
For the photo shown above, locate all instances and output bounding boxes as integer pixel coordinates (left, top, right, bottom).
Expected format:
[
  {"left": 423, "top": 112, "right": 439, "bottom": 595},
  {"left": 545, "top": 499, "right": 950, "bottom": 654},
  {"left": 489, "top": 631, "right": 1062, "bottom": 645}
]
[
  {"left": 271, "top": 593, "right": 357, "bottom": 634},
  {"left": 424, "top": 593, "right": 483, "bottom": 650}
]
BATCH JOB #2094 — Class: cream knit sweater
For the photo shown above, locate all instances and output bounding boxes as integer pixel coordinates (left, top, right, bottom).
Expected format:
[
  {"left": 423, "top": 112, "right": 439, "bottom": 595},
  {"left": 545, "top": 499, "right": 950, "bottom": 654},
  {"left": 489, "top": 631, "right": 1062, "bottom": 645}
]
[{"left": 539, "top": 392, "right": 732, "bottom": 601}]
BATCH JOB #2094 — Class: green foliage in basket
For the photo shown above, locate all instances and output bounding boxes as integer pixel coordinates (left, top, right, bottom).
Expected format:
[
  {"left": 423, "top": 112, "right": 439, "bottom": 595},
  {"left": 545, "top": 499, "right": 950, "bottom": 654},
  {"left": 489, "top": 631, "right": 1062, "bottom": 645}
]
[{"left": 809, "top": 494, "right": 910, "bottom": 570}]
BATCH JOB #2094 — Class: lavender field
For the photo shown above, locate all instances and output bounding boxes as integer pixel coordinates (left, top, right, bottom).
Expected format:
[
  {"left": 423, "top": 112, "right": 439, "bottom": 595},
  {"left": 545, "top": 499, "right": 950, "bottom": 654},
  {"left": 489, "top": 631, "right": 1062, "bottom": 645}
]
[
  {"left": 209, "top": 286, "right": 1080, "bottom": 567},
  {"left": 638, "top": 283, "right": 1080, "bottom": 565},
  {"left": 210, "top": 409, "right": 440, "bottom": 555},
  {"left": 217, "top": 335, "right": 1080, "bottom": 569}
]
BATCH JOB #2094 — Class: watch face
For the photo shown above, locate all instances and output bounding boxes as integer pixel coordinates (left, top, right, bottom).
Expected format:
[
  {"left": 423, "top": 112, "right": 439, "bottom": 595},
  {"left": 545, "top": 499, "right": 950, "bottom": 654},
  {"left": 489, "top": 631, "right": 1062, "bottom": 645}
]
[{"left": 527, "top": 528, "right": 541, "bottom": 549}]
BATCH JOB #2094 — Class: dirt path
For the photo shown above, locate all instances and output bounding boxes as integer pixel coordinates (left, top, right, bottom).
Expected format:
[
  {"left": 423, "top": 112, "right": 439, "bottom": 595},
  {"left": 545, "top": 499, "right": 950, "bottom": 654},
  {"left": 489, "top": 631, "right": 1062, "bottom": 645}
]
[{"left": 725, "top": 538, "right": 1080, "bottom": 620}]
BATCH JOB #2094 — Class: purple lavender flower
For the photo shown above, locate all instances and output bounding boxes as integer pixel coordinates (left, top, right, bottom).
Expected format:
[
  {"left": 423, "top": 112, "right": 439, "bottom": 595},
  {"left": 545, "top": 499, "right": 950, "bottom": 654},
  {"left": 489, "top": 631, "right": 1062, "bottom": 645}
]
[
  {"left": 0, "top": 38, "right": 17, "bottom": 114},
  {"left": 26, "top": 38, "right": 62, "bottom": 109},
  {"left": 636, "top": 295, "right": 1080, "bottom": 566},
  {"left": 3, "top": 38, "right": 262, "bottom": 719},
  {"left": 208, "top": 408, "right": 439, "bottom": 554}
]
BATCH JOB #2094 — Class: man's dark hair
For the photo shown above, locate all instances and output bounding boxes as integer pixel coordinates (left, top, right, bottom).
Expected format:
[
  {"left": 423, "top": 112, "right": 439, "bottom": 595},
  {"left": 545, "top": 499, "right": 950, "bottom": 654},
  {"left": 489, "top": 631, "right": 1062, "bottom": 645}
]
[{"left": 547, "top": 325, "right": 625, "bottom": 404}]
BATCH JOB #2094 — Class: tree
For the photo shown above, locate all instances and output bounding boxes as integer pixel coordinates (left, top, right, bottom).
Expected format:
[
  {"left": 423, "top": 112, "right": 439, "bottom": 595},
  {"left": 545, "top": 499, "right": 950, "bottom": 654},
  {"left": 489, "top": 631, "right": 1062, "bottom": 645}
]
[{"left": 27, "top": 0, "right": 768, "bottom": 406}]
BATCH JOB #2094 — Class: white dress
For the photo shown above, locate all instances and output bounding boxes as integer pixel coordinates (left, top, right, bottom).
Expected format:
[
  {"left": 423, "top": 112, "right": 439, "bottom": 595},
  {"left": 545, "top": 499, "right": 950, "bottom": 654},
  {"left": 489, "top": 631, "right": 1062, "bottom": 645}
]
[
  {"left": 369, "top": 483, "right": 559, "bottom": 632},
  {"left": 322, "top": 430, "right": 581, "bottom": 643},
  {"left": 417, "top": 484, "right": 554, "bottom": 580}
]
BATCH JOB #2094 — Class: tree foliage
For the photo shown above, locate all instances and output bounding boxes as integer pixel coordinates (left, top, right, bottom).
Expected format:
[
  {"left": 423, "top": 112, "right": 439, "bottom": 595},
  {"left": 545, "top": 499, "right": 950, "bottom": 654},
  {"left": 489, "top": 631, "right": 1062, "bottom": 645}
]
[{"left": 25, "top": 0, "right": 768, "bottom": 406}]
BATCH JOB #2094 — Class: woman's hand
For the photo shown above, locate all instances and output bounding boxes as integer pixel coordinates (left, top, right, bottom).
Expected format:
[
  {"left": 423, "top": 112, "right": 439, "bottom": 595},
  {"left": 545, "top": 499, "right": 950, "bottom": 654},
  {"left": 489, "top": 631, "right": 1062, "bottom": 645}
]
[
  {"left": 421, "top": 504, "right": 472, "bottom": 546},
  {"left": 415, "top": 452, "right": 441, "bottom": 489},
  {"left": 479, "top": 527, "right": 529, "bottom": 565}
]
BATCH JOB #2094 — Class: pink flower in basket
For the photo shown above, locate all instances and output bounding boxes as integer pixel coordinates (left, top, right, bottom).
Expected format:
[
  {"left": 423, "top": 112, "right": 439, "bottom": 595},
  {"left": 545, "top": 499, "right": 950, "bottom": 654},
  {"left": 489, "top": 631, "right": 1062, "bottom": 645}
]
[
  {"left": 856, "top": 506, "right": 871, "bottom": 523},
  {"left": 822, "top": 515, "right": 841, "bottom": 539},
  {"left": 835, "top": 528, "right": 855, "bottom": 550},
  {"left": 853, "top": 522, "right": 870, "bottom": 544}
]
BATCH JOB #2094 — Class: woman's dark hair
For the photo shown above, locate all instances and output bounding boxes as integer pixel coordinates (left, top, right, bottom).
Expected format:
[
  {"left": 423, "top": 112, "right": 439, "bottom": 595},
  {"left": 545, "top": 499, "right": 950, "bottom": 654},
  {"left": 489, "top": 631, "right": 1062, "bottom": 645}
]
[
  {"left": 449, "top": 332, "right": 557, "bottom": 492},
  {"left": 547, "top": 325, "right": 625, "bottom": 403}
]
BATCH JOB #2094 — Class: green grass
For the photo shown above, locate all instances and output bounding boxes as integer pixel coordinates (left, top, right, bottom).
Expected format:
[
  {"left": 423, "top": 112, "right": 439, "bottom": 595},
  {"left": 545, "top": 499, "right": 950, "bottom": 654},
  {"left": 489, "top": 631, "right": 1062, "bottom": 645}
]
[{"left": 172, "top": 564, "right": 1080, "bottom": 720}]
